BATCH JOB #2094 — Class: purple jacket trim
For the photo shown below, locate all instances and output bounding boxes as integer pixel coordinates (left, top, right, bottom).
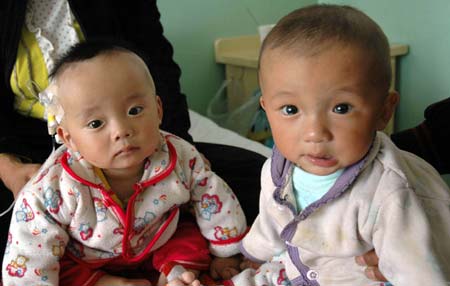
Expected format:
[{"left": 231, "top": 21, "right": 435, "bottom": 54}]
[
  {"left": 288, "top": 246, "right": 320, "bottom": 286},
  {"left": 271, "top": 145, "right": 370, "bottom": 286},
  {"left": 299, "top": 157, "right": 366, "bottom": 219},
  {"left": 271, "top": 146, "right": 292, "bottom": 188},
  {"left": 279, "top": 222, "right": 319, "bottom": 286},
  {"left": 290, "top": 276, "right": 313, "bottom": 286},
  {"left": 271, "top": 146, "right": 297, "bottom": 213}
]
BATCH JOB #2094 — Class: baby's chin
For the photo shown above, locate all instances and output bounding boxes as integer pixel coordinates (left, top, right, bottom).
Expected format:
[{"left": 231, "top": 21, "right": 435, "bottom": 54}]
[
  {"left": 306, "top": 168, "right": 340, "bottom": 176},
  {"left": 296, "top": 162, "right": 343, "bottom": 176},
  {"left": 103, "top": 155, "right": 148, "bottom": 171}
]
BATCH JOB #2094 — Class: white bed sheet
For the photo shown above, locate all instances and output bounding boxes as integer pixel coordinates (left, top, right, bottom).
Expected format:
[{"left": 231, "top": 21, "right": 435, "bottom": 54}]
[{"left": 188, "top": 109, "right": 272, "bottom": 158}]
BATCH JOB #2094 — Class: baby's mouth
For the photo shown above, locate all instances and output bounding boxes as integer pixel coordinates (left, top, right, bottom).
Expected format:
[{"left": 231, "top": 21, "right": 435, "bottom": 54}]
[
  {"left": 115, "top": 145, "right": 139, "bottom": 157},
  {"left": 304, "top": 154, "right": 337, "bottom": 168}
]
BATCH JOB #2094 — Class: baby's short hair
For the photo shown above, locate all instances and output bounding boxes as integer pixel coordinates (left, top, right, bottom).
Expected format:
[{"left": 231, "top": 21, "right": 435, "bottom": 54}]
[
  {"left": 40, "top": 40, "right": 153, "bottom": 137},
  {"left": 260, "top": 4, "right": 391, "bottom": 93},
  {"left": 49, "top": 39, "right": 150, "bottom": 81}
]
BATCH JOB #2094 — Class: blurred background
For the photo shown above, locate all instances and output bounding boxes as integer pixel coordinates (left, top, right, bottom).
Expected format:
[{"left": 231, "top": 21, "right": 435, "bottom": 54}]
[
  {"left": 159, "top": 0, "right": 450, "bottom": 183},
  {"left": 159, "top": 0, "right": 450, "bottom": 133}
]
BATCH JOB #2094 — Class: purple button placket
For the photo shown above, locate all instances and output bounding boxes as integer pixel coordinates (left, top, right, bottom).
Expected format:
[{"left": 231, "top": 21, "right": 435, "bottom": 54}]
[
  {"left": 281, "top": 221, "right": 320, "bottom": 286},
  {"left": 272, "top": 147, "right": 368, "bottom": 286}
]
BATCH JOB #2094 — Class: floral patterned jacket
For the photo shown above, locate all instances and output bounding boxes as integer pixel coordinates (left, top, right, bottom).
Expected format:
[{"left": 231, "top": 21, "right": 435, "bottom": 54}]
[{"left": 2, "top": 132, "right": 247, "bottom": 285}]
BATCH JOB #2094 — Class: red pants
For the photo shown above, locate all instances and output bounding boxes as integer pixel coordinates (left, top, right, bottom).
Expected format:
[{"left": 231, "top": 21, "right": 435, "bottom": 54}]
[{"left": 60, "top": 220, "right": 211, "bottom": 286}]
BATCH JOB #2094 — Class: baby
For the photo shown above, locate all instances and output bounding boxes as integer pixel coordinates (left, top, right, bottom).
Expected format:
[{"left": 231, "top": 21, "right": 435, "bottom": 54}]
[
  {"left": 2, "top": 41, "right": 246, "bottom": 286},
  {"left": 226, "top": 4, "right": 450, "bottom": 286}
]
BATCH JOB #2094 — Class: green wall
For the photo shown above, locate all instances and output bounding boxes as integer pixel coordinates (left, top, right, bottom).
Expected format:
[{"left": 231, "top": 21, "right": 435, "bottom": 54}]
[
  {"left": 320, "top": 0, "right": 450, "bottom": 183},
  {"left": 160, "top": 0, "right": 450, "bottom": 132},
  {"left": 159, "top": 0, "right": 449, "bottom": 183},
  {"left": 158, "top": 0, "right": 315, "bottom": 114},
  {"left": 159, "top": 0, "right": 450, "bottom": 183},
  {"left": 320, "top": 0, "right": 450, "bottom": 132}
]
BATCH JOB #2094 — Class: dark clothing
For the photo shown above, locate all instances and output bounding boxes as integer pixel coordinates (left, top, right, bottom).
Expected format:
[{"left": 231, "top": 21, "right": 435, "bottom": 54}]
[
  {"left": 0, "top": 0, "right": 265, "bottom": 270},
  {"left": 0, "top": 0, "right": 192, "bottom": 157},
  {"left": 391, "top": 97, "right": 450, "bottom": 175}
]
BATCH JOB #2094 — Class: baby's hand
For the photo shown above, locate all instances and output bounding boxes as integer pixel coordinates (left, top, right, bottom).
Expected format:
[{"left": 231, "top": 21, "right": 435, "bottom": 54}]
[
  {"left": 158, "top": 264, "right": 201, "bottom": 286},
  {"left": 94, "top": 273, "right": 152, "bottom": 286},
  {"left": 165, "top": 270, "right": 201, "bottom": 286},
  {"left": 210, "top": 255, "right": 241, "bottom": 280},
  {"left": 240, "top": 257, "right": 261, "bottom": 270}
]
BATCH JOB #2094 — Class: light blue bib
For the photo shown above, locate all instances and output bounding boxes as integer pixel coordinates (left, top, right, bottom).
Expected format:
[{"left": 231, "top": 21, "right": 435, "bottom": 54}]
[{"left": 292, "top": 167, "right": 343, "bottom": 211}]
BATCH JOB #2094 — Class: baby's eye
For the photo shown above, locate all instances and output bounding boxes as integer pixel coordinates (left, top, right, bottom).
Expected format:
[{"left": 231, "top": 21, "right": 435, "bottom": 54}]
[
  {"left": 333, "top": 104, "right": 352, "bottom": 114},
  {"left": 128, "top": 106, "right": 143, "bottom": 116},
  {"left": 281, "top": 105, "right": 298, "bottom": 116},
  {"left": 87, "top": 120, "right": 103, "bottom": 129}
]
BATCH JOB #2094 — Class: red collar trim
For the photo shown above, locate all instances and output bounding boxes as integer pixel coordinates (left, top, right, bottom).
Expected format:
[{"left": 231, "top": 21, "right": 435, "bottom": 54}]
[
  {"left": 61, "top": 136, "right": 179, "bottom": 262},
  {"left": 60, "top": 136, "right": 178, "bottom": 189}
]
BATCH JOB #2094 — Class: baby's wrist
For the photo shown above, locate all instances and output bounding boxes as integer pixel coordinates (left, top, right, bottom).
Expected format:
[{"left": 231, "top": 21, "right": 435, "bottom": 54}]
[{"left": 160, "top": 262, "right": 188, "bottom": 282}]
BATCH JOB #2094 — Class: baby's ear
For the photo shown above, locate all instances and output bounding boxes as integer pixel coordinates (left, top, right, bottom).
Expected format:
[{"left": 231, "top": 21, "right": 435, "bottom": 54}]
[
  {"left": 56, "top": 126, "right": 77, "bottom": 151},
  {"left": 156, "top": 95, "right": 163, "bottom": 125},
  {"left": 377, "top": 91, "right": 399, "bottom": 131},
  {"left": 259, "top": 95, "right": 266, "bottom": 111}
]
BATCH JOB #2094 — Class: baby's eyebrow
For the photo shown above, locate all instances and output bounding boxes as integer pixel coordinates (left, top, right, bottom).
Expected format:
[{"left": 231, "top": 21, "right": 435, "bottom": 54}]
[
  {"left": 126, "top": 92, "right": 153, "bottom": 101},
  {"left": 271, "top": 90, "right": 297, "bottom": 99},
  {"left": 270, "top": 91, "right": 299, "bottom": 104},
  {"left": 331, "top": 81, "right": 367, "bottom": 93},
  {"left": 74, "top": 105, "right": 100, "bottom": 120}
]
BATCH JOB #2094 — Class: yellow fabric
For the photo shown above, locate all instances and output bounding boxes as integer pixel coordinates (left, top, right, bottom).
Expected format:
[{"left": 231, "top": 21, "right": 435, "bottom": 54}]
[
  {"left": 10, "top": 19, "right": 84, "bottom": 120},
  {"left": 73, "top": 20, "right": 85, "bottom": 42},
  {"left": 93, "top": 167, "right": 125, "bottom": 208},
  {"left": 10, "top": 26, "right": 48, "bottom": 119}
]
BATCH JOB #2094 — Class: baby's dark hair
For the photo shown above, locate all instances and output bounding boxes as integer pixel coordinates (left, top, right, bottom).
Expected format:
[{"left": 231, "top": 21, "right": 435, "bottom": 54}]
[
  {"left": 43, "top": 39, "right": 154, "bottom": 128},
  {"left": 49, "top": 39, "right": 149, "bottom": 80},
  {"left": 260, "top": 4, "right": 391, "bottom": 93}
]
